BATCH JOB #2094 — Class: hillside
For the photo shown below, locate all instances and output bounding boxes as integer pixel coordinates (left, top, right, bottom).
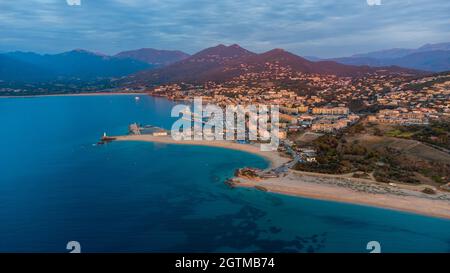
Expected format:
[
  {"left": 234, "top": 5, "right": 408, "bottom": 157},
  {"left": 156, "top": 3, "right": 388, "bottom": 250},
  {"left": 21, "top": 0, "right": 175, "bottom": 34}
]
[
  {"left": 329, "top": 42, "right": 450, "bottom": 72},
  {"left": 115, "top": 48, "right": 190, "bottom": 66},
  {"left": 125, "top": 44, "right": 422, "bottom": 85},
  {"left": 0, "top": 50, "right": 155, "bottom": 82}
]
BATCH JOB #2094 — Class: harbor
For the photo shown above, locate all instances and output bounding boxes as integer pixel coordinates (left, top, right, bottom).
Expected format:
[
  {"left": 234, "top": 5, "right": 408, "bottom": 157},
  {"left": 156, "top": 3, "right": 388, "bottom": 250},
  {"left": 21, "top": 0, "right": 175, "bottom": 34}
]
[{"left": 128, "top": 123, "right": 169, "bottom": 136}]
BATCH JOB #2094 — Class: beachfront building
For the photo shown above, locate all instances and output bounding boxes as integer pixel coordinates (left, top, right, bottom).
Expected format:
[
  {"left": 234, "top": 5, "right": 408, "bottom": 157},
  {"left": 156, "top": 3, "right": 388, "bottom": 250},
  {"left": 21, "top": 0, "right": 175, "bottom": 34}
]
[
  {"left": 368, "top": 109, "right": 429, "bottom": 125},
  {"left": 297, "top": 105, "right": 309, "bottom": 113},
  {"left": 311, "top": 119, "right": 348, "bottom": 132},
  {"left": 298, "top": 114, "right": 315, "bottom": 127},
  {"left": 298, "top": 148, "right": 317, "bottom": 162},
  {"left": 312, "top": 107, "right": 350, "bottom": 115},
  {"left": 280, "top": 106, "right": 299, "bottom": 115},
  {"left": 139, "top": 125, "right": 168, "bottom": 136},
  {"left": 280, "top": 113, "right": 298, "bottom": 124}
]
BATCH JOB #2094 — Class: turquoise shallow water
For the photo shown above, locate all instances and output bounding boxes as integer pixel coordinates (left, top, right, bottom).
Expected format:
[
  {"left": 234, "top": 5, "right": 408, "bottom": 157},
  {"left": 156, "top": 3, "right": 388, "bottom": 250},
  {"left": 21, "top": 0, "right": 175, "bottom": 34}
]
[{"left": 0, "top": 95, "right": 449, "bottom": 253}]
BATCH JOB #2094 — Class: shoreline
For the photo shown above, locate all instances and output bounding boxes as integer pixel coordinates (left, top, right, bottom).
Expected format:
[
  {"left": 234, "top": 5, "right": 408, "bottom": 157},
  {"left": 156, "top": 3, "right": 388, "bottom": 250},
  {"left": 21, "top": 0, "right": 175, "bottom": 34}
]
[
  {"left": 235, "top": 171, "right": 450, "bottom": 220},
  {"left": 114, "top": 135, "right": 290, "bottom": 169},
  {"left": 115, "top": 134, "right": 450, "bottom": 220},
  {"left": 0, "top": 92, "right": 148, "bottom": 99}
]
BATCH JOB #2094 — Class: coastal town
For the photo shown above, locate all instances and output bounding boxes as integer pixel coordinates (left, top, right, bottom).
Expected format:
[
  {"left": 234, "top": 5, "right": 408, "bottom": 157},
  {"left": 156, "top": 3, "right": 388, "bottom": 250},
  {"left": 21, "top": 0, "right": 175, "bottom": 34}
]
[
  {"left": 102, "top": 61, "right": 450, "bottom": 213},
  {"left": 3, "top": 42, "right": 450, "bottom": 220},
  {"left": 3, "top": 0, "right": 450, "bottom": 256},
  {"left": 142, "top": 70, "right": 449, "bottom": 134},
  {"left": 108, "top": 67, "right": 450, "bottom": 206},
  {"left": 112, "top": 106, "right": 450, "bottom": 219}
]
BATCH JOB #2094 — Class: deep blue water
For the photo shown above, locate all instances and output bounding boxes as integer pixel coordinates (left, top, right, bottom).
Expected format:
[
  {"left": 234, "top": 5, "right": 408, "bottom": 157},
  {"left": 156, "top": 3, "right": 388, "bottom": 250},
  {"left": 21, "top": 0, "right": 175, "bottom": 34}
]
[{"left": 0, "top": 95, "right": 449, "bottom": 253}]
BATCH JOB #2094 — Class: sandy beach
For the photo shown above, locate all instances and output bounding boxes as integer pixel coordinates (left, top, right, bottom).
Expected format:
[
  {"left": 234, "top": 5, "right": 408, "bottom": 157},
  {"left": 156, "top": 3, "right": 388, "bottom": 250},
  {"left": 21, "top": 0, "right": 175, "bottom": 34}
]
[
  {"left": 114, "top": 134, "right": 289, "bottom": 169},
  {"left": 114, "top": 134, "right": 450, "bottom": 220},
  {"left": 235, "top": 171, "right": 450, "bottom": 219}
]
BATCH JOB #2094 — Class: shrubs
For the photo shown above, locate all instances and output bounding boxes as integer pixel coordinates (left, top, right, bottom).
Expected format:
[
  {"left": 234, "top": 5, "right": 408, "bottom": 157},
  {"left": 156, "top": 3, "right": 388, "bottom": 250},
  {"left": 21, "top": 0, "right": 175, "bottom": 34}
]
[
  {"left": 422, "top": 188, "right": 436, "bottom": 195},
  {"left": 373, "top": 166, "right": 419, "bottom": 184},
  {"left": 346, "top": 123, "right": 365, "bottom": 135},
  {"left": 352, "top": 172, "right": 370, "bottom": 179},
  {"left": 295, "top": 122, "right": 448, "bottom": 185},
  {"left": 385, "top": 121, "right": 450, "bottom": 149},
  {"left": 373, "top": 127, "right": 383, "bottom": 136}
]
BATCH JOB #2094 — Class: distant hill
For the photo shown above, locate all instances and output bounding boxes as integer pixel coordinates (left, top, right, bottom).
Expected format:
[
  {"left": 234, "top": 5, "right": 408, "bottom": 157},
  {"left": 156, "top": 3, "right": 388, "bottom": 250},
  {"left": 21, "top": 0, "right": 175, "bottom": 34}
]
[
  {"left": 125, "top": 44, "right": 423, "bottom": 85},
  {"left": 352, "top": 48, "right": 416, "bottom": 59},
  {"left": 0, "top": 50, "right": 155, "bottom": 82},
  {"left": 417, "top": 42, "right": 450, "bottom": 52},
  {"left": 304, "top": 56, "right": 322, "bottom": 62},
  {"left": 0, "top": 54, "right": 54, "bottom": 81},
  {"left": 329, "top": 42, "right": 450, "bottom": 72},
  {"left": 388, "top": 50, "right": 450, "bottom": 72},
  {"left": 115, "top": 48, "right": 190, "bottom": 66},
  {"left": 128, "top": 44, "right": 257, "bottom": 83},
  {"left": 1, "top": 44, "right": 432, "bottom": 84}
]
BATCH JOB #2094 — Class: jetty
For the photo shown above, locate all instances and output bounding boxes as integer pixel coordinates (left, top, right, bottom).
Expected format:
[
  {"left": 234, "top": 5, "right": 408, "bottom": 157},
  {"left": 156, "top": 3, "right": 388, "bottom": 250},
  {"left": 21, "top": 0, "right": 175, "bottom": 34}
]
[{"left": 98, "top": 132, "right": 116, "bottom": 145}]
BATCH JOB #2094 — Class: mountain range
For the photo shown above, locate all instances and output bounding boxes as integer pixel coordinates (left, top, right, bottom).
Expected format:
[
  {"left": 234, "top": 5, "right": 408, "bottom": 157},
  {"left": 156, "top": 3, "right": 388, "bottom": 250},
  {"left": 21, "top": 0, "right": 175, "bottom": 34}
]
[
  {"left": 326, "top": 42, "right": 450, "bottom": 72},
  {"left": 0, "top": 48, "right": 190, "bottom": 82},
  {"left": 126, "top": 44, "right": 422, "bottom": 85},
  {"left": 2, "top": 43, "right": 443, "bottom": 84},
  {"left": 115, "top": 48, "right": 190, "bottom": 66}
]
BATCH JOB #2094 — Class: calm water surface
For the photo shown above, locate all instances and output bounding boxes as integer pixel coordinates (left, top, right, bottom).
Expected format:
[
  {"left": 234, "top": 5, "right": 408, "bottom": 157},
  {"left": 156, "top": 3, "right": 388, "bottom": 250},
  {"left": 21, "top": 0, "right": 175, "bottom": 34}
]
[{"left": 0, "top": 95, "right": 449, "bottom": 252}]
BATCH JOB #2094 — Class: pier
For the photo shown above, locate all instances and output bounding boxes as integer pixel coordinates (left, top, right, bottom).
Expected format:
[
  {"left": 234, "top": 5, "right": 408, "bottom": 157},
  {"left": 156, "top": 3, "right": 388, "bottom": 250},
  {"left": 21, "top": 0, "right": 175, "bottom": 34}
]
[{"left": 98, "top": 132, "right": 116, "bottom": 145}]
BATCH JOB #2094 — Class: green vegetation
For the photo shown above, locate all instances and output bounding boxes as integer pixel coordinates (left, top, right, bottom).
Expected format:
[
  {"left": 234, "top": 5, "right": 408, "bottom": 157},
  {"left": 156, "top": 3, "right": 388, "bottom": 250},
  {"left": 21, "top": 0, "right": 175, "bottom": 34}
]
[
  {"left": 235, "top": 168, "right": 259, "bottom": 179},
  {"left": 0, "top": 79, "right": 119, "bottom": 96},
  {"left": 385, "top": 129, "right": 414, "bottom": 138},
  {"left": 294, "top": 122, "right": 450, "bottom": 185},
  {"left": 352, "top": 172, "right": 370, "bottom": 179},
  {"left": 294, "top": 134, "right": 377, "bottom": 175},
  {"left": 422, "top": 188, "right": 437, "bottom": 195},
  {"left": 385, "top": 121, "right": 450, "bottom": 149}
]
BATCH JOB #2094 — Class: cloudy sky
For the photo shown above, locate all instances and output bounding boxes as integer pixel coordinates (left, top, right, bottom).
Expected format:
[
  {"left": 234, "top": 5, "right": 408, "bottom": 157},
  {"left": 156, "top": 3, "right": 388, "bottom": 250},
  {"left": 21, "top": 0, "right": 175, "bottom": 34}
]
[{"left": 0, "top": 0, "right": 449, "bottom": 57}]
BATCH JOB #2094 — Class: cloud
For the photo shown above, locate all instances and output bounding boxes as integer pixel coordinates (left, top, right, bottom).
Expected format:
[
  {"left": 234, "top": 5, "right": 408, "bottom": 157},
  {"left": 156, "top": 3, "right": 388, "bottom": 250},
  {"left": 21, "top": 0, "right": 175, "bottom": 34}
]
[{"left": 0, "top": 0, "right": 448, "bottom": 57}]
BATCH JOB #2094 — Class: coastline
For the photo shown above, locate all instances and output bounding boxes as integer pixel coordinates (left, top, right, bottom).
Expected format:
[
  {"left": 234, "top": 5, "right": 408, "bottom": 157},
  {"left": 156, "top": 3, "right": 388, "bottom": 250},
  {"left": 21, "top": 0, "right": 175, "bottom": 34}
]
[
  {"left": 114, "top": 134, "right": 290, "bottom": 169},
  {"left": 0, "top": 92, "right": 148, "bottom": 99},
  {"left": 235, "top": 171, "right": 450, "bottom": 220},
  {"left": 115, "top": 134, "right": 450, "bottom": 220}
]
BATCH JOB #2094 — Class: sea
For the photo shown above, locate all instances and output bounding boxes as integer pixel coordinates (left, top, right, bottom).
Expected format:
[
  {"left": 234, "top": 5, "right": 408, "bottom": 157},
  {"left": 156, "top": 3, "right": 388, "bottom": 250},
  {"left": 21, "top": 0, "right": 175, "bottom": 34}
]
[{"left": 0, "top": 94, "right": 449, "bottom": 253}]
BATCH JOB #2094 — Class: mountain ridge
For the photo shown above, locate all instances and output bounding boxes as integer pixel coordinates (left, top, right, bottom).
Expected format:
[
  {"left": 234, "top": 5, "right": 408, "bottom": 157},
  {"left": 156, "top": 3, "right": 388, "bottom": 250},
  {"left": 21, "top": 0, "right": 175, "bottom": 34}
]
[
  {"left": 324, "top": 42, "right": 450, "bottom": 72},
  {"left": 126, "top": 44, "right": 424, "bottom": 85},
  {"left": 1, "top": 44, "right": 432, "bottom": 84},
  {"left": 115, "top": 48, "right": 190, "bottom": 66},
  {"left": 0, "top": 50, "right": 155, "bottom": 82}
]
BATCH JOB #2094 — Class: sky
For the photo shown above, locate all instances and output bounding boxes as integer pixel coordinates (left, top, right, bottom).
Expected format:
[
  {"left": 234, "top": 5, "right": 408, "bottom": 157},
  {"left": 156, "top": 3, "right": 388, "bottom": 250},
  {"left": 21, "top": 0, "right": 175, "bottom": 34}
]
[{"left": 0, "top": 0, "right": 449, "bottom": 58}]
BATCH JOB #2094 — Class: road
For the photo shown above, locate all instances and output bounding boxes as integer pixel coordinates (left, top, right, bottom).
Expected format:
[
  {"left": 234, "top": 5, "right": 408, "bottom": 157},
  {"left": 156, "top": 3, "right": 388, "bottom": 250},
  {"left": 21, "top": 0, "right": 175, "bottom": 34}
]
[{"left": 270, "top": 140, "right": 304, "bottom": 175}]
